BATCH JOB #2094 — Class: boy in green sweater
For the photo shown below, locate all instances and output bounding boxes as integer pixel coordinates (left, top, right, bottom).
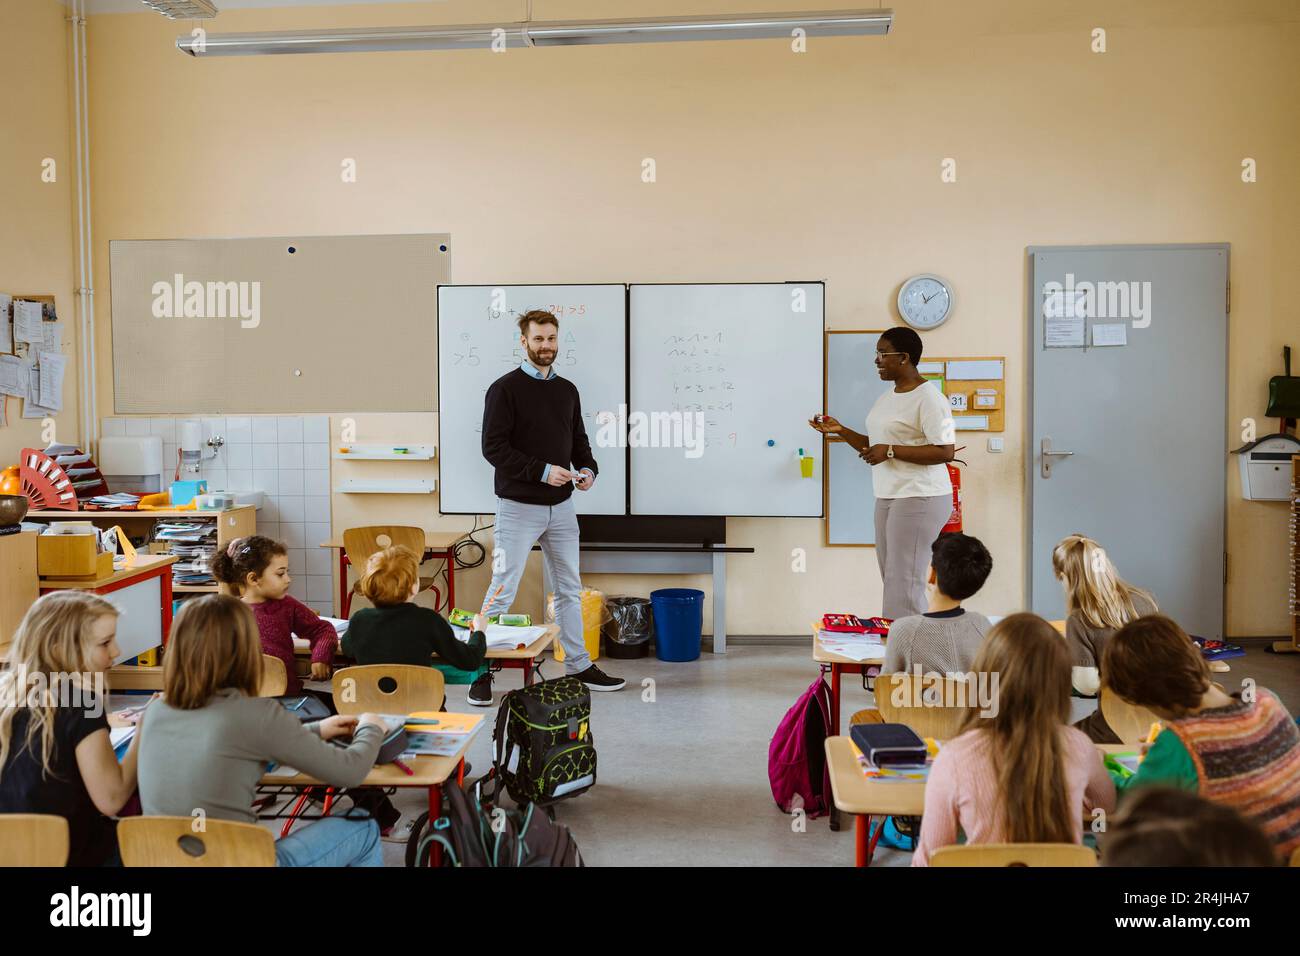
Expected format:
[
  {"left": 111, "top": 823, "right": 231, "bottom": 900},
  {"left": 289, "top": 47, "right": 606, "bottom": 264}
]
[{"left": 343, "top": 546, "right": 491, "bottom": 707}]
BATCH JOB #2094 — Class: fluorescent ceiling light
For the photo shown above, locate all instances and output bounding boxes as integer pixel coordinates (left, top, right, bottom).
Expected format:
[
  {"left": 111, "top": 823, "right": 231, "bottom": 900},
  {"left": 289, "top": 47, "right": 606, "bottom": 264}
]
[
  {"left": 175, "top": 8, "right": 892, "bottom": 56},
  {"left": 144, "top": 0, "right": 218, "bottom": 18}
]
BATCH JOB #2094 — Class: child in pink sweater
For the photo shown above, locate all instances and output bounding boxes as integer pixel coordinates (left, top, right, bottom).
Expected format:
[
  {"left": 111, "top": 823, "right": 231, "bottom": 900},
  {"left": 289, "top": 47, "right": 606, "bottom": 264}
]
[
  {"left": 210, "top": 536, "right": 337, "bottom": 696},
  {"left": 912, "top": 613, "right": 1116, "bottom": 865}
]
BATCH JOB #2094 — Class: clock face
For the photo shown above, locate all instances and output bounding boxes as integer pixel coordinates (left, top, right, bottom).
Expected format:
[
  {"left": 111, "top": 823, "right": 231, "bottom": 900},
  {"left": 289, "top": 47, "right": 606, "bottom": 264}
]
[{"left": 897, "top": 275, "right": 953, "bottom": 330}]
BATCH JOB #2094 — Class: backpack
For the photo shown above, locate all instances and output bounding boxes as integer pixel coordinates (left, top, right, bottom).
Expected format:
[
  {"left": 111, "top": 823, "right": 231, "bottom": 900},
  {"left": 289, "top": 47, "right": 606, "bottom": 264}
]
[
  {"left": 490, "top": 676, "right": 597, "bottom": 807},
  {"left": 409, "top": 778, "right": 584, "bottom": 867},
  {"left": 768, "top": 676, "right": 834, "bottom": 818}
]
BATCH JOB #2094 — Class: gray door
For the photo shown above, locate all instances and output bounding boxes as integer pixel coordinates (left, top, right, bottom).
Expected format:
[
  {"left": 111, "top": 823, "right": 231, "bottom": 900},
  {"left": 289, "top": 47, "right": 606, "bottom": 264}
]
[{"left": 1028, "top": 244, "right": 1228, "bottom": 638}]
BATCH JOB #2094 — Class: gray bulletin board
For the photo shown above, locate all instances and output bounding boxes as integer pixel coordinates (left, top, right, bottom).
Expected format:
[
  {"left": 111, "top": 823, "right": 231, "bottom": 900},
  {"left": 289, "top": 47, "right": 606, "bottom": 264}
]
[
  {"left": 109, "top": 234, "right": 450, "bottom": 413},
  {"left": 824, "top": 329, "right": 890, "bottom": 545}
]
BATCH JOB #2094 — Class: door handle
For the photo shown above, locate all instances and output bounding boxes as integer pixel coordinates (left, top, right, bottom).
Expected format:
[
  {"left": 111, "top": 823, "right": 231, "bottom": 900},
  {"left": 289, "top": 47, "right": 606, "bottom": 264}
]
[{"left": 1041, "top": 437, "right": 1074, "bottom": 479}]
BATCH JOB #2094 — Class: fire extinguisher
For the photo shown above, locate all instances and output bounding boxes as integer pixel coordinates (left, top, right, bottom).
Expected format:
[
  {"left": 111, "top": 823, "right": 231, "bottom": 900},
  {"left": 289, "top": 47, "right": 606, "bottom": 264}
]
[{"left": 942, "top": 461, "right": 963, "bottom": 534}]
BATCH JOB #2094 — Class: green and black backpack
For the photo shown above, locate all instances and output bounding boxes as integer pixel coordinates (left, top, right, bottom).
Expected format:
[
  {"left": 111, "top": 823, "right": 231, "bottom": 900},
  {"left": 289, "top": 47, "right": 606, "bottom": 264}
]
[{"left": 490, "top": 675, "right": 597, "bottom": 806}]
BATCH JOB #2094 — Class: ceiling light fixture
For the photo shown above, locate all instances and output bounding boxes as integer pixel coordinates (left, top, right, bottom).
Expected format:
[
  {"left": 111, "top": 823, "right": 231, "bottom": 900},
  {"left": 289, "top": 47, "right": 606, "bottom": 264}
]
[
  {"left": 174, "top": 8, "right": 891, "bottom": 56},
  {"left": 144, "top": 0, "right": 218, "bottom": 19}
]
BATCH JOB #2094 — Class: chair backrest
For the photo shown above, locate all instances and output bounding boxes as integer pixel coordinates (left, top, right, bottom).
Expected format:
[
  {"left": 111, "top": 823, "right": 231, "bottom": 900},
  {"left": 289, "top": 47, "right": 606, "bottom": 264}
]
[
  {"left": 1289, "top": 845, "right": 1300, "bottom": 867},
  {"left": 874, "top": 672, "right": 972, "bottom": 740},
  {"left": 0, "top": 814, "right": 69, "bottom": 866},
  {"left": 929, "top": 843, "right": 1098, "bottom": 867},
  {"left": 342, "top": 526, "right": 428, "bottom": 576},
  {"left": 258, "top": 654, "right": 288, "bottom": 697},
  {"left": 118, "top": 816, "right": 275, "bottom": 867},
  {"left": 1048, "top": 620, "right": 1067, "bottom": 636},
  {"left": 331, "top": 664, "right": 445, "bottom": 716},
  {"left": 1099, "top": 687, "right": 1162, "bottom": 744}
]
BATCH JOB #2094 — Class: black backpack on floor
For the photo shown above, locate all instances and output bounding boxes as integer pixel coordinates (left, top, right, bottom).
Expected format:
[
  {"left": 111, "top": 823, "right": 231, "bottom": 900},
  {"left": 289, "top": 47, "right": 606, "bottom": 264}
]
[
  {"left": 410, "top": 777, "right": 584, "bottom": 867},
  {"left": 491, "top": 676, "right": 597, "bottom": 807}
]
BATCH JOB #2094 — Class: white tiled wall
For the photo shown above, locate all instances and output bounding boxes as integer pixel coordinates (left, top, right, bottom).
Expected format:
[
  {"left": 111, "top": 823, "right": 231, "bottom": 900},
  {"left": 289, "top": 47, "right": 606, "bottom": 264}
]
[{"left": 101, "top": 414, "right": 334, "bottom": 615}]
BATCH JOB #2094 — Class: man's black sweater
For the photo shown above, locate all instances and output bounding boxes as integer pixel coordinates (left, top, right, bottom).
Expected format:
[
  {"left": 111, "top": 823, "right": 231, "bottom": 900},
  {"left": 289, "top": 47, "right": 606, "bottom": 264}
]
[{"left": 481, "top": 367, "right": 599, "bottom": 505}]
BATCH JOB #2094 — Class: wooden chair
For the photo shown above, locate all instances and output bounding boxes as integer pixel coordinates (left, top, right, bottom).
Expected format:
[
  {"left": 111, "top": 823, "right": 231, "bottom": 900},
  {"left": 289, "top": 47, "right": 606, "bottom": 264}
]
[
  {"left": 1048, "top": 620, "right": 1067, "bottom": 635},
  {"left": 0, "top": 814, "right": 69, "bottom": 866},
  {"left": 331, "top": 663, "right": 445, "bottom": 716},
  {"left": 1099, "top": 687, "right": 1161, "bottom": 744},
  {"left": 258, "top": 654, "right": 288, "bottom": 697},
  {"left": 118, "top": 817, "right": 275, "bottom": 867},
  {"left": 341, "top": 526, "right": 442, "bottom": 616},
  {"left": 1289, "top": 846, "right": 1300, "bottom": 867},
  {"left": 873, "top": 672, "right": 972, "bottom": 741},
  {"left": 929, "top": 843, "right": 1098, "bottom": 867}
]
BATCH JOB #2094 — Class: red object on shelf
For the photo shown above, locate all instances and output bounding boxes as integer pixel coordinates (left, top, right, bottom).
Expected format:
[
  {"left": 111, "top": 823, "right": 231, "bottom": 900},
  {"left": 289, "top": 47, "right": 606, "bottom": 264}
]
[{"left": 18, "top": 446, "right": 113, "bottom": 511}]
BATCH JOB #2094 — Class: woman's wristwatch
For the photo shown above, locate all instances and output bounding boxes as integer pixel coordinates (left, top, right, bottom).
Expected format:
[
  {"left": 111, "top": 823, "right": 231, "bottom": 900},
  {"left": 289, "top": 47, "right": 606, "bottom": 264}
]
[{"left": 886, "top": 445, "right": 895, "bottom": 459}]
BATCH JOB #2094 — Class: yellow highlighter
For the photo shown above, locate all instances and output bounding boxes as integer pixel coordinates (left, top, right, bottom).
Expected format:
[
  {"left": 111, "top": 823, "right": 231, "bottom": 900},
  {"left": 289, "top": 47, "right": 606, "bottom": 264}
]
[{"left": 1145, "top": 722, "right": 1163, "bottom": 744}]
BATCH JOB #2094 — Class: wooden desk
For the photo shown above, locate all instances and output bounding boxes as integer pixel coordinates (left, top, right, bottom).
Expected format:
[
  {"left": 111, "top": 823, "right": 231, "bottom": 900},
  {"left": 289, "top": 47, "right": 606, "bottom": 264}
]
[
  {"left": 825, "top": 736, "right": 1133, "bottom": 867},
  {"left": 259, "top": 736, "right": 473, "bottom": 867},
  {"left": 813, "top": 625, "right": 885, "bottom": 739},
  {"left": 41, "top": 555, "right": 178, "bottom": 692},
  {"left": 321, "top": 530, "right": 463, "bottom": 618}
]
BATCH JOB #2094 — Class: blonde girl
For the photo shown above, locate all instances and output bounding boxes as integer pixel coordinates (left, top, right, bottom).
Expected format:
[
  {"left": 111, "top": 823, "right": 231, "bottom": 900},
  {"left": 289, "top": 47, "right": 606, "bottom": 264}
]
[
  {"left": 0, "top": 592, "right": 140, "bottom": 865},
  {"left": 1052, "top": 533, "right": 1158, "bottom": 701}
]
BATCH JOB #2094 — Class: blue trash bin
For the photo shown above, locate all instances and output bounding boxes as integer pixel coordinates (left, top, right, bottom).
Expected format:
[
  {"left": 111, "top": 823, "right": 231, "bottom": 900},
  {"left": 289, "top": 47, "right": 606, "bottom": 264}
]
[{"left": 650, "top": 588, "right": 705, "bottom": 662}]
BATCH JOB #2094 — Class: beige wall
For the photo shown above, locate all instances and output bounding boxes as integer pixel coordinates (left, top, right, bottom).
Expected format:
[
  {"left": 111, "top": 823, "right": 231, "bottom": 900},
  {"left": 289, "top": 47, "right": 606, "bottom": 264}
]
[
  {"left": 0, "top": 0, "right": 81, "bottom": 463},
  {"left": 76, "top": 0, "right": 1300, "bottom": 636}
]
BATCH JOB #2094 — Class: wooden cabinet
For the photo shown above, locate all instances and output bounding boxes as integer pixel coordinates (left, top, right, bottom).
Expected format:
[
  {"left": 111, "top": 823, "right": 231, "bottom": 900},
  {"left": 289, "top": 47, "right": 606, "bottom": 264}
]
[{"left": 0, "top": 532, "right": 39, "bottom": 657}]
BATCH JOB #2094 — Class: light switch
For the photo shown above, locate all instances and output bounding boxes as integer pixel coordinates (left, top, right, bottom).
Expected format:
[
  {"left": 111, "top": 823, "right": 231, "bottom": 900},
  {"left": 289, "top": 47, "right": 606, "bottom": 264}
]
[{"left": 988, "top": 437, "right": 1004, "bottom": 453}]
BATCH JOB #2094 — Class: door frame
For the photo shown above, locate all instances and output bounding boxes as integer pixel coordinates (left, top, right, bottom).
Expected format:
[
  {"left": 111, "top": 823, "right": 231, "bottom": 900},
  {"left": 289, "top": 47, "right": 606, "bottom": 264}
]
[{"left": 1024, "top": 242, "right": 1230, "bottom": 633}]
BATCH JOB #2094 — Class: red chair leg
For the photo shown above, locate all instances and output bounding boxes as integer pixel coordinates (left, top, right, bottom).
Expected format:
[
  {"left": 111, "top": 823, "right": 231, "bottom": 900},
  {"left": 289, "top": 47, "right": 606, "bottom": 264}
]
[
  {"left": 321, "top": 787, "right": 335, "bottom": 816},
  {"left": 281, "top": 788, "right": 314, "bottom": 838}
]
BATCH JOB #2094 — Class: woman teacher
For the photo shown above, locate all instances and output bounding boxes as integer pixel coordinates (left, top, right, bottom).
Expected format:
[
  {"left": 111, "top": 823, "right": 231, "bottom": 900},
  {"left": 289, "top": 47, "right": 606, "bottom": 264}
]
[{"left": 809, "top": 327, "right": 956, "bottom": 619}]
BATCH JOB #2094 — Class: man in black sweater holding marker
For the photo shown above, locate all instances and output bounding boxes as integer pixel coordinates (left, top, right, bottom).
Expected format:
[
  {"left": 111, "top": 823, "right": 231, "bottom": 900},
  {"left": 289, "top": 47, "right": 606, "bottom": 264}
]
[{"left": 471, "top": 309, "right": 624, "bottom": 705}]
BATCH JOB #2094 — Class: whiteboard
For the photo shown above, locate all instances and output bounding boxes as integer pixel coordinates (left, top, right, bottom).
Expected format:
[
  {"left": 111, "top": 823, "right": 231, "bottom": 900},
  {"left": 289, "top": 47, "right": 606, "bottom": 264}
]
[
  {"left": 437, "top": 285, "right": 627, "bottom": 515},
  {"left": 629, "top": 283, "right": 824, "bottom": 516}
]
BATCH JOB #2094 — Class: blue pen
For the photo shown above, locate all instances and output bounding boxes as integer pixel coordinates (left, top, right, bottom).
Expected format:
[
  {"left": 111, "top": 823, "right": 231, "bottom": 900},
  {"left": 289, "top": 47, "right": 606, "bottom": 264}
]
[{"left": 288, "top": 697, "right": 307, "bottom": 712}]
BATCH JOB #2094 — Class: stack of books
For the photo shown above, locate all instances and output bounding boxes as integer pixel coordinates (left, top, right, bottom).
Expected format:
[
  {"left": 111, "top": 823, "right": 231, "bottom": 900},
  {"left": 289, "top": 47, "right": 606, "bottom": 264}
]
[{"left": 154, "top": 518, "right": 218, "bottom": 586}]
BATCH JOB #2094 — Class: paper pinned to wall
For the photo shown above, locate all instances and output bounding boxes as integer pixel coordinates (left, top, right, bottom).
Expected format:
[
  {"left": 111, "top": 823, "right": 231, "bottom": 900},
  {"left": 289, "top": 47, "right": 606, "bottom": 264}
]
[
  {"left": 1045, "top": 319, "right": 1085, "bottom": 348},
  {"left": 946, "top": 360, "right": 1004, "bottom": 380},
  {"left": 0, "top": 355, "right": 26, "bottom": 397},
  {"left": 42, "top": 321, "right": 62, "bottom": 354},
  {"left": 1091, "top": 323, "right": 1128, "bottom": 347},
  {"left": 0, "top": 293, "right": 12, "bottom": 353},
  {"left": 22, "top": 364, "right": 56, "bottom": 419},
  {"left": 38, "top": 351, "right": 66, "bottom": 410},
  {"left": 13, "top": 301, "right": 43, "bottom": 346}
]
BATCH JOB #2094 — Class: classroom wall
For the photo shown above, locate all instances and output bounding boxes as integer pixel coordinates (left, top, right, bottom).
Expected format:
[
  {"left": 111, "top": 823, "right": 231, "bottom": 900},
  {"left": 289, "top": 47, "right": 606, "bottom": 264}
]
[
  {"left": 0, "top": 0, "right": 81, "bottom": 463},
  {"left": 79, "top": 0, "right": 1300, "bottom": 637}
]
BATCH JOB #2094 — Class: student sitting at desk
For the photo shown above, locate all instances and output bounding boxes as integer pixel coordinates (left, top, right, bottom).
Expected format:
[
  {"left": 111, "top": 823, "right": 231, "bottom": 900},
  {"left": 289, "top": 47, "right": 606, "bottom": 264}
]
[
  {"left": 211, "top": 536, "right": 338, "bottom": 698},
  {"left": 912, "top": 613, "right": 1116, "bottom": 866},
  {"left": 138, "top": 595, "right": 386, "bottom": 867},
  {"left": 881, "top": 532, "right": 993, "bottom": 677},
  {"left": 1103, "top": 614, "right": 1300, "bottom": 862},
  {"left": 0, "top": 592, "right": 142, "bottom": 866},
  {"left": 1052, "top": 533, "right": 1158, "bottom": 743},
  {"left": 343, "top": 546, "right": 490, "bottom": 707}
]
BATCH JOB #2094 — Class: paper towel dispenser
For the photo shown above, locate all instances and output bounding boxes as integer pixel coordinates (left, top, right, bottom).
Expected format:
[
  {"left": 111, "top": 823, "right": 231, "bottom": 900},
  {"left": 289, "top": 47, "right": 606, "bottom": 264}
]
[
  {"left": 1232, "top": 433, "right": 1300, "bottom": 501},
  {"left": 98, "top": 435, "right": 165, "bottom": 495}
]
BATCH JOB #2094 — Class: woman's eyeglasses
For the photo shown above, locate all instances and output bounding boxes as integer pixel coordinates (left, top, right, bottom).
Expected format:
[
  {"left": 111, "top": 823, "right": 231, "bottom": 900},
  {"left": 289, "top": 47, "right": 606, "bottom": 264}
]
[{"left": 875, "top": 351, "right": 905, "bottom": 359}]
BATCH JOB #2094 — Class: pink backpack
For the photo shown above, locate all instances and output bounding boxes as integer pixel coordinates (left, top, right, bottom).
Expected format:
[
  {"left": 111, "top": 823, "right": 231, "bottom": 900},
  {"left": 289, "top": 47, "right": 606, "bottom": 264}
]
[{"left": 768, "top": 676, "right": 834, "bottom": 818}]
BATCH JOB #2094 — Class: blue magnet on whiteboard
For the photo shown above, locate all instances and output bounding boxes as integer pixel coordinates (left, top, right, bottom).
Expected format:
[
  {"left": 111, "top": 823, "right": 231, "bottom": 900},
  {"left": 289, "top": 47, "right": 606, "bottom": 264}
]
[{"left": 767, "top": 439, "right": 775, "bottom": 447}]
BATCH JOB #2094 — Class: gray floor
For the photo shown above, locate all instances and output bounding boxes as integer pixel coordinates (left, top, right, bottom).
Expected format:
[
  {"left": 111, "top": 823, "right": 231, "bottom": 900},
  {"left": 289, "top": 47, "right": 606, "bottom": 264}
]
[{"left": 118, "top": 639, "right": 1300, "bottom": 867}]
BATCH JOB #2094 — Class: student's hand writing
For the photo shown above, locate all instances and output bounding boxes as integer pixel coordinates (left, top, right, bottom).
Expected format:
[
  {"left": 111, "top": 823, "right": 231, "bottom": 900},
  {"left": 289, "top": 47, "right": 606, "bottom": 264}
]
[
  {"left": 472, "top": 613, "right": 487, "bottom": 632},
  {"left": 546, "top": 466, "right": 575, "bottom": 487},
  {"left": 574, "top": 469, "right": 594, "bottom": 491},
  {"left": 319, "top": 715, "right": 359, "bottom": 741},
  {"left": 311, "top": 662, "right": 332, "bottom": 680},
  {"left": 357, "top": 713, "right": 386, "bottom": 732},
  {"left": 861, "top": 444, "right": 891, "bottom": 465}
]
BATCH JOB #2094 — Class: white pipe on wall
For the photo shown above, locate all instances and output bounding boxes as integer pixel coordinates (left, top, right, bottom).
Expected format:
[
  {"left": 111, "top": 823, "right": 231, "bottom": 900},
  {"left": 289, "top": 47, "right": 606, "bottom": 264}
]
[{"left": 68, "top": 0, "right": 97, "bottom": 455}]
